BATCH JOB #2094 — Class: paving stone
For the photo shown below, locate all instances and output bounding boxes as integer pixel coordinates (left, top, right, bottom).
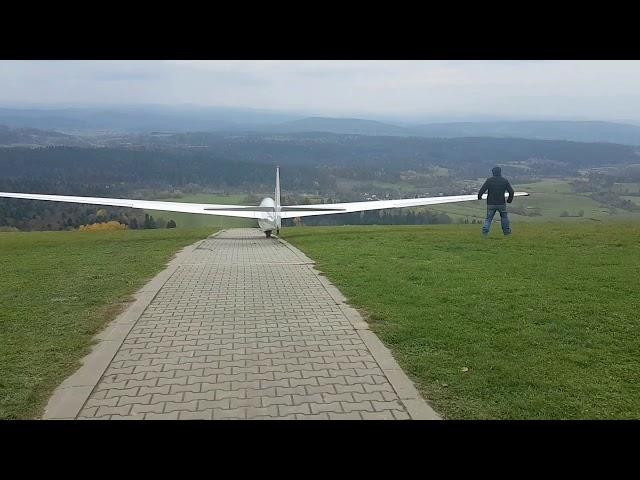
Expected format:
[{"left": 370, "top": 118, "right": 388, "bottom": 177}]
[
  {"left": 74, "top": 229, "right": 434, "bottom": 421},
  {"left": 145, "top": 412, "right": 179, "bottom": 420},
  {"left": 310, "top": 402, "right": 343, "bottom": 414},
  {"left": 179, "top": 410, "right": 213, "bottom": 420},
  {"left": 262, "top": 395, "right": 293, "bottom": 407},
  {"left": 96, "top": 405, "right": 132, "bottom": 417},
  {"left": 371, "top": 400, "right": 405, "bottom": 412},
  {"left": 362, "top": 411, "right": 396, "bottom": 420},
  {"left": 328, "top": 412, "right": 362, "bottom": 420},
  {"left": 214, "top": 408, "right": 247, "bottom": 420},
  {"left": 278, "top": 404, "right": 311, "bottom": 416},
  {"left": 131, "top": 403, "right": 164, "bottom": 415},
  {"left": 292, "top": 394, "right": 323, "bottom": 405},
  {"left": 392, "top": 410, "right": 411, "bottom": 420},
  {"left": 246, "top": 406, "right": 279, "bottom": 418},
  {"left": 139, "top": 385, "right": 171, "bottom": 396},
  {"left": 342, "top": 401, "right": 375, "bottom": 413},
  {"left": 117, "top": 394, "right": 152, "bottom": 406},
  {"left": 164, "top": 400, "right": 198, "bottom": 413},
  {"left": 335, "top": 384, "right": 365, "bottom": 394},
  {"left": 110, "top": 414, "right": 146, "bottom": 420}
]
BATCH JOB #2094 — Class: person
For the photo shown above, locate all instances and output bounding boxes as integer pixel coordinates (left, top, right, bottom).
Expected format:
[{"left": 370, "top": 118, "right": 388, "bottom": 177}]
[{"left": 478, "top": 166, "right": 514, "bottom": 237}]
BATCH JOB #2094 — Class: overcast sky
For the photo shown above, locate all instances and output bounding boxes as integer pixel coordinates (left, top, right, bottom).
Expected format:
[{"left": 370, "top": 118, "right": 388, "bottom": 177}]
[{"left": 2, "top": 60, "right": 640, "bottom": 122}]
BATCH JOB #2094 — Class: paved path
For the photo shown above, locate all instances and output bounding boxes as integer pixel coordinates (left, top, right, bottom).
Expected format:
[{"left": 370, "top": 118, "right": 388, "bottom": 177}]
[{"left": 45, "top": 228, "right": 439, "bottom": 420}]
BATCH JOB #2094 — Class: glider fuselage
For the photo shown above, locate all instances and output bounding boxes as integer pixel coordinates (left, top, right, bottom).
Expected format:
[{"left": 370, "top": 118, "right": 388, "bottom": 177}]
[{"left": 257, "top": 197, "right": 280, "bottom": 235}]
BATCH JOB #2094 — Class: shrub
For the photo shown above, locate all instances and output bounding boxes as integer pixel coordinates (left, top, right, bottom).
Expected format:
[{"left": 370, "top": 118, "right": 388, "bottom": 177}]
[{"left": 78, "top": 221, "right": 127, "bottom": 232}]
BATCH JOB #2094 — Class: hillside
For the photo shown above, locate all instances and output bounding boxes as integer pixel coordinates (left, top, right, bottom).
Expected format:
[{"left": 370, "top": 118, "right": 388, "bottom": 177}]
[
  {"left": 264, "top": 118, "right": 640, "bottom": 145},
  {"left": 283, "top": 223, "right": 640, "bottom": 419},
  {"left": 0, "top": 106, "right": 298, "bottom": 133},
  {"left": 0, "top": 227, "right": 213, "bottom": 419},
  {"left": 262, "top": 117, "right": 409, "bottom": 136},
  {"left": 0, "top": 125, "right": 86, "bottom": 146},
  {"left": 3, "top": 106, "right": 640, "bottom": 145},
  {"left": 410, "top": 121, "right": 640, "bottom": 146}
]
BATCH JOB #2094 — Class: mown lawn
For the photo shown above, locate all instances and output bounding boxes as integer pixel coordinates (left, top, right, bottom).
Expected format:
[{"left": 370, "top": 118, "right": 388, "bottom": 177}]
[
  {"left": 151, "top": 193, "right": 255, "bottom": 229},
  {"left": 430, "top": 180, "right": 629, "bottom": 223},
  {"left": 0, "top": 227, "right": 213, "bottom": 419},
  {"left": 282, "top": 223, "right": 640, "bottom": 419}
]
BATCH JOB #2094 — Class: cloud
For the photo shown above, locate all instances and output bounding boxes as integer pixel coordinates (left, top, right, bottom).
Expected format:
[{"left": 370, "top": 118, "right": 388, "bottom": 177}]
[{"left": 1, "top": 60, "right": 640, "bottom": 122}]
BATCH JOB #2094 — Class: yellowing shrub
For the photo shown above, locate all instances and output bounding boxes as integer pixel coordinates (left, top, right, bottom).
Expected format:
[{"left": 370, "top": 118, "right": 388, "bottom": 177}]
[{"left": 78, "top": 221, "right": 127, "bottom": 232}]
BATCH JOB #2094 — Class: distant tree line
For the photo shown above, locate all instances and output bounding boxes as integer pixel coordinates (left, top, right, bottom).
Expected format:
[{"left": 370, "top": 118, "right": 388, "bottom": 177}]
[
  {"left": 283, "top": 209, "right": 452, "bottom": 227},
  {"left": 0, "top": 146, "right": 332, "bottom": 191},
  {"left": 3, "top": 135, "right": 640, "bottom": 231},
  {"left": 0, "top": 197, "right": 179, "bottom": 231},
  {"left": 138, "top": 132, "right": 640, "bottom": 176}
]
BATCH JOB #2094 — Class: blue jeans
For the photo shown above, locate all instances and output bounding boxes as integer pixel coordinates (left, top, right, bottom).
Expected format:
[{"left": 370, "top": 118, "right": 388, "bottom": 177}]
[{"left": 482, "top": 204, "right": 511, "bottom": 236}]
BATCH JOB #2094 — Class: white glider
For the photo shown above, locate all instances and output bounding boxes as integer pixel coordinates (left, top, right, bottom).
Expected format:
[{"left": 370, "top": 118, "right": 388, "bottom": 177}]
[{"left": 0, "top": 167, "right": 529, "bottom": 237}]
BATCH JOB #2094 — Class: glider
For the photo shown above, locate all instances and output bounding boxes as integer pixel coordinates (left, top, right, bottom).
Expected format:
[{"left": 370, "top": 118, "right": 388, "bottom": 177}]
[{"left": 0, "top": 167, "right": 529, "bottom": 237}]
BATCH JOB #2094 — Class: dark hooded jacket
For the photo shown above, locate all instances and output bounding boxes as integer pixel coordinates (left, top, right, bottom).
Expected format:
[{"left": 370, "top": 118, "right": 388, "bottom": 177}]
[{"left": 478, "top": 167, "right": 514, "bottom": 205}]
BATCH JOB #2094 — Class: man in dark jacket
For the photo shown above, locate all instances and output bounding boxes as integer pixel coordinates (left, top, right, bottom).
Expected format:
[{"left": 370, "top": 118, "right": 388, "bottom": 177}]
[{"left": 478, "top": 166, "right": 514, "bottom": 237}]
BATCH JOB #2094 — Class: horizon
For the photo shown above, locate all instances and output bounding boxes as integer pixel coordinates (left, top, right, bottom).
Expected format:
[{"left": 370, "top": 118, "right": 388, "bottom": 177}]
[
  {"left": 2, "top": 60, "right": 640, "bottom": 124},
  {"left": 1, "top": 102, "right": 640, "bottom": 127}
]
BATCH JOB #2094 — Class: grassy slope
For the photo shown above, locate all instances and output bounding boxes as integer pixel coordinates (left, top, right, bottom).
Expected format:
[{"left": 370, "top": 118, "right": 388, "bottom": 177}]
[
  {"left": 282, "top": 223, "right": 640, "bottom": 419},
  {"left": 429, "top": 180, "right": 623, "bottom": 222},
  {"left": 0, "top": 227, "right": 213, "bottom": 419}
]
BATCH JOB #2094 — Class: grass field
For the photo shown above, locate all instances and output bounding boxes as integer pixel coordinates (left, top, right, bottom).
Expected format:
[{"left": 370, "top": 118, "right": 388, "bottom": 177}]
[
  {"left": 425, "top": 179, "right": 640, "bottom": 223},
  {"left": 150, "top": 193, "right": 256, "bottom": 229},
  {"left": 282, "top": 223, "right": 640, "bottom": 419},
  {"left": 0, "top": 227, "right": 213, "bottom": 419}
]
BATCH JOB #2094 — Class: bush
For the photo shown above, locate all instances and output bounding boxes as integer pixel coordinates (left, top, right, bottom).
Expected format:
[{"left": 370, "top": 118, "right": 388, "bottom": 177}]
[{"left": 78, "top": 221, "right": 127, "bottom": 232}]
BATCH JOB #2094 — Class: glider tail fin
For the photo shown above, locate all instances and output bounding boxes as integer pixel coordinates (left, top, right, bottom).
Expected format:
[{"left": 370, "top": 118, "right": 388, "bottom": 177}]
[{"left": 275, "top": 166, "right": 281, "bottom": 231}]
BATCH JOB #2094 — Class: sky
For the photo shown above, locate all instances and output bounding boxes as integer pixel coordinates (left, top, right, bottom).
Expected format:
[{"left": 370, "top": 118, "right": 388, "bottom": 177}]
[{"left": 2, "top": 60, "right": 640, "bottom": 122}]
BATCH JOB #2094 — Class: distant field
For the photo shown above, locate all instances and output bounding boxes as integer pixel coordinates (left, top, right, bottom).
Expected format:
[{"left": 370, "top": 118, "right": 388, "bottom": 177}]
[
  {"left": 613, "top": 182, "right": 640, "bottom": 194},
  {"left": 0, "top": 227, "right": 213, "bottom": 419},
  {"left": 150, "top": 193, "right": 255, "bottom": 229},
  {"left": 424, "top": 179, "right": 640, "bottom": 223},
  {"left": 151, "top": 181, "right": 640, "bottom": 227},
  {"left": 283, "top": 223, "right": 640, "bottom": 419},
  {"left": 622, "top": 195, "right": 640, "bottom": 206},
  {"left": 336, "top": 179, "right": 422, "bottom": 194}
]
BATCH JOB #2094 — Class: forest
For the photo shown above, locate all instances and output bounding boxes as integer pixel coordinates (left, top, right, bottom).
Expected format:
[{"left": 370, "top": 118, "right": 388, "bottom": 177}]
[{"left": 2, "top": 132, "right": 640, "bottom": 230}]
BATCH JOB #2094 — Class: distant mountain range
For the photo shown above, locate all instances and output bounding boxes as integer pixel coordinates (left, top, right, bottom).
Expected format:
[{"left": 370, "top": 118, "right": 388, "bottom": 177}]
[
  {"left": 408, "top": 121, "right": 640, "bottom": 145},
  {"left": 1, "top": 106, "right": 640, "bottom": 145},
  {"left": 0, "top": 106, "right": 298, "bottom": 133},
  {"left": 258, "top": 117, "right": 410, "bottom": 136},
  {"left": 256, "top": 117, "right": 640, "bottom": 145},
  {"left": 0, "top": 125, "right": 87, "bottom": 146}
]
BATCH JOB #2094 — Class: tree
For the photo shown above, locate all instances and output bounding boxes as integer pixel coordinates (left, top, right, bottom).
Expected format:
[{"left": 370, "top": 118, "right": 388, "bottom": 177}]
[
  {"left": 144, "top": 214, "right": 157, "bottom": 229},
  {"left": 166, "top": 219, "right": 177, "bottom": 228}
]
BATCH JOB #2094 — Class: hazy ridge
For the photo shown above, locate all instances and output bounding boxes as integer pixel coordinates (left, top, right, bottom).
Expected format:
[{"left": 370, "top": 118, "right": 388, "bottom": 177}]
[{"left": 2, "top": 106, "right": 640, "bottom": 145}]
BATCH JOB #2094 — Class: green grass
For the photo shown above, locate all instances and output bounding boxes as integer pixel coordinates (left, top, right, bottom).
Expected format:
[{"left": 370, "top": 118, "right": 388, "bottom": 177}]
[
  {"left": 613, "top": 182, "right": 640, "bottom": 194},
  {"left": 622, "top": 196, "right": 640, "bottom": 206},
  {"left": 150, "top": 193, "right": 256, "bottom": 229},
  {"left": 282, "top": 223, "right": 640, "bottom": 419},
  {"left": 0, "top": 227, "right": 213, "bottom": 419},
  {"left": 429, "top": 180, "right": 640, "bottom": 222}
]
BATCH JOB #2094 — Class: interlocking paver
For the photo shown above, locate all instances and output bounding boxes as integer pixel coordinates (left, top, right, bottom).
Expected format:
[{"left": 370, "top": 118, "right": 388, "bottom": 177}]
[{"left": 75, "top": 229, "right": 425, "bottom": 420}]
